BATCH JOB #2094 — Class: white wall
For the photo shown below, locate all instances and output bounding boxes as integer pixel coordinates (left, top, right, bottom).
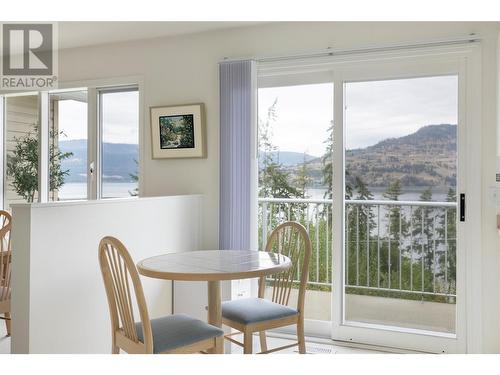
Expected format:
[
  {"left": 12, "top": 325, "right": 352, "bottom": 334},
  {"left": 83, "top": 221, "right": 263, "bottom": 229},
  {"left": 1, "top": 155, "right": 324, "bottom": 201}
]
[
  {"left": 11, "top": 195, "right": 202, "bottom": 353},
  {"left": 54, "top": 22, "right": 500, "bottom": 352}
]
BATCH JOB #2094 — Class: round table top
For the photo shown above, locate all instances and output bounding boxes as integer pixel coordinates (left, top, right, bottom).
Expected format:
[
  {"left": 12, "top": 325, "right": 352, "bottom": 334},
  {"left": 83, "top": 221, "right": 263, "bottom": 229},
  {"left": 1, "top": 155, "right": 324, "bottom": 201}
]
[{"left": 137, "top": 250, "right": 292, "bottom": 281}]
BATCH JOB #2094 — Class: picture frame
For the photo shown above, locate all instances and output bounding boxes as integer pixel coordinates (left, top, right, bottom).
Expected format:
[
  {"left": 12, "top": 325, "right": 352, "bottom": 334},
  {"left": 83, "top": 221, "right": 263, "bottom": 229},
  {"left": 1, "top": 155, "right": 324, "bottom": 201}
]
[{"left": 150, "top": 103, "right": 205, "bottom": 159}]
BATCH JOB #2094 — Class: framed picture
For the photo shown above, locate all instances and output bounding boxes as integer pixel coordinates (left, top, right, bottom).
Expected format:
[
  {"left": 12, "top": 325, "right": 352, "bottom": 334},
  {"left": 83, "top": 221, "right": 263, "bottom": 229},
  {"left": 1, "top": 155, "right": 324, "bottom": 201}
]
[{"left": 150, "top": 103, "right": 205, "bottom": 158}]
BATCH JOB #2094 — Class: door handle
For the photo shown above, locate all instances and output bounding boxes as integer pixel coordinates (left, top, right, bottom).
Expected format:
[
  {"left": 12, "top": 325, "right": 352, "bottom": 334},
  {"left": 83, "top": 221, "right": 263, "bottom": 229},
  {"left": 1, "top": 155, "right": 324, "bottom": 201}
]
[{"left": 460, "top": 193, "right": 465, "bottom": 222}]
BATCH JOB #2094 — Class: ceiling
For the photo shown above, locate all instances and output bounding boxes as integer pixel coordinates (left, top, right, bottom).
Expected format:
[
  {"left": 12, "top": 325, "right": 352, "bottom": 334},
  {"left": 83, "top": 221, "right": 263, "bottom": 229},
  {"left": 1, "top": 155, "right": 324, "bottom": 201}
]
[{"left": 57, "top": 22, "right": 263, "bottom": 49}]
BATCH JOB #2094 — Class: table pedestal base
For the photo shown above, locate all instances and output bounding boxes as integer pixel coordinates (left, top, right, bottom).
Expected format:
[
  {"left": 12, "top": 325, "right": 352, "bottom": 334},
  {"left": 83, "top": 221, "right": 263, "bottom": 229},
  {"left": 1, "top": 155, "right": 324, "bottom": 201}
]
[{"left": 207, "top": 280, "right": 224, "bottom": 354}]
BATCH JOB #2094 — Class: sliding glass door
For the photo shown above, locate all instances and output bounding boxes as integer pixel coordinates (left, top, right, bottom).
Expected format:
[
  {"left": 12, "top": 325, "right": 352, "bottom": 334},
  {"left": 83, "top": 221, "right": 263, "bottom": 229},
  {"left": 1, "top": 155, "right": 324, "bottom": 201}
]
[
  {"left": 343, "top": 76, "right": 458, "bottom": 334},
  {"left": 257, "top": 45, "right": 480, "bottom": 352},
  {"left": 331, "top": 55, "right": 471, "bottom": 353},
  {"left": 257, "top": 78, "right": 334, "bottom": 332}
]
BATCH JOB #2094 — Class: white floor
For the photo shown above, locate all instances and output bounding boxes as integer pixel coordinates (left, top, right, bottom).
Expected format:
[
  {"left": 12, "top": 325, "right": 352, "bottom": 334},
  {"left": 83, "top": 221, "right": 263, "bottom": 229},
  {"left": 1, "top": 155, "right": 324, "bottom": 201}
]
[
  {"left": 228, "top": 333, "right": 387, "bottom": 354},
  {"left": 0, "top": 322, "right": 385, "bottom": 354},
  {"left": 0, "top": 321, "right": 9, "bottom": 354}
]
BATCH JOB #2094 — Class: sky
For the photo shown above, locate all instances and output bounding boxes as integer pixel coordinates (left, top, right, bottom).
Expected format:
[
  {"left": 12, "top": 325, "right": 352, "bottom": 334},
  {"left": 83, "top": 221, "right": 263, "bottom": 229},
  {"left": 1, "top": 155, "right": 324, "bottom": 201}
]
[
  {"left": 258, "top": 75, "right": 458, "bottom": 157},
  {"left": 258, "top": 83, "right": 333, "bottom": 157},
  {"left": 57, "top": 90, "right": 139, "bottom": 144},
  {"left": 57, "top": 76, "right": 457, "bottom": 152}
]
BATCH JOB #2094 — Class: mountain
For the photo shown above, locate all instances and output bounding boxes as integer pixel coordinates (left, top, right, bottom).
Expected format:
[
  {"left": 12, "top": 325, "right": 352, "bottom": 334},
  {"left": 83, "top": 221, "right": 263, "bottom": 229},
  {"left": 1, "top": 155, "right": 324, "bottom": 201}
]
[
  {"left": 346, "top": 124, "right": 456, "bottom": 188},
  {"left": 59, "top": 140, "right": 138, "bottom": 183},
  {"left": 282, "top": 124, "right": 457, "bottom": 189},
  {"left": 59, "top": 124, "right": 456, "bottom": 188},
  {"left": 258, "top": 151, "right": 316, "bottom": 168}
]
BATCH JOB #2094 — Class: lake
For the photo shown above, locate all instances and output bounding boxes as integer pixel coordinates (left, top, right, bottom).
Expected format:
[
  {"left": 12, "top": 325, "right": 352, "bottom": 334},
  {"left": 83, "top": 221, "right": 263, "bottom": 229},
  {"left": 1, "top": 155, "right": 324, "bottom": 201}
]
[
  {"left": 306, "top": 187, "right": 450, "bottom": 202},
  {"left": 59, "top": 183, "right": 452, "bottom": 202}
]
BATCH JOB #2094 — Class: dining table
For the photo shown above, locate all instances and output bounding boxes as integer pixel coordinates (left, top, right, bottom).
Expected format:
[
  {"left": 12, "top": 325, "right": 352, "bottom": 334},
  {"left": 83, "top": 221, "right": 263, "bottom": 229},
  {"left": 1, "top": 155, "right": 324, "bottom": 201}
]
[{"left": 137, "top": 249, "right": 292, "bottom": 353}]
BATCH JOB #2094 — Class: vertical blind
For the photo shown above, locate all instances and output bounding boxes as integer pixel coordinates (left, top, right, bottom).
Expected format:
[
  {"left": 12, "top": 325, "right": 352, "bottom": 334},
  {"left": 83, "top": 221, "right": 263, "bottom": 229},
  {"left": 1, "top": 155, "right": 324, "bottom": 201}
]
[{"left": 219, "top": 60, "right": 256, "bottom": 250}]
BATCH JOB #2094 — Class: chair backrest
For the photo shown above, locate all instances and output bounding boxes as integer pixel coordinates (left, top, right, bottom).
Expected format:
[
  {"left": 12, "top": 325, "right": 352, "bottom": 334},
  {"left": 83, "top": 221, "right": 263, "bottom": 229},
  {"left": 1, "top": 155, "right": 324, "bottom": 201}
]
[
  {"left": 98, "top": 236, "right": 153, "bottom": 353},
  {"left": 0, "top": 210, "right": 12, "bottom": 303},
  {"left": 0, "top": 210, "right": 11, "bottom": 230},
  {"left": 258, "top": 221, "right": 312, "bottom": 313}
]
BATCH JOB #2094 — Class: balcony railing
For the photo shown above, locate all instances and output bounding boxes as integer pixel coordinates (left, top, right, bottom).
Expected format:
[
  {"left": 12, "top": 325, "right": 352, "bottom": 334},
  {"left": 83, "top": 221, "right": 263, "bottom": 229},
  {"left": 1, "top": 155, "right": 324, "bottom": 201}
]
[{"left": 258, "top": 197, "right": 457, "bottom": 302}]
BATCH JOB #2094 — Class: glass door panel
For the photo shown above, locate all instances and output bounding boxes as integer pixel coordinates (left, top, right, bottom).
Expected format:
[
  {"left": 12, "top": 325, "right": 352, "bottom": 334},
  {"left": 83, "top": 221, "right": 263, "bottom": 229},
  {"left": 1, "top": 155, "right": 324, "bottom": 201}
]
[
  {"left": 257, "top": 83, "right": 333, "bottom": 323},
  {"left": 343, "top": 75, "right": 458, "bottom": 334}
]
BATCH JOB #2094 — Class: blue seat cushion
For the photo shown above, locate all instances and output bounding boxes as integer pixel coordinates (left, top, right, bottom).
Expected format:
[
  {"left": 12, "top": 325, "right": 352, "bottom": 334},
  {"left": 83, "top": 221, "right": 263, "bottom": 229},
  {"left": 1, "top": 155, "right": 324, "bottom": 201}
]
[
  {"left": 135, "top": 314, "right": 223, "bottom": 353},
  {"left": 222, "top": 298, "right": 298, "bottom": 325}
]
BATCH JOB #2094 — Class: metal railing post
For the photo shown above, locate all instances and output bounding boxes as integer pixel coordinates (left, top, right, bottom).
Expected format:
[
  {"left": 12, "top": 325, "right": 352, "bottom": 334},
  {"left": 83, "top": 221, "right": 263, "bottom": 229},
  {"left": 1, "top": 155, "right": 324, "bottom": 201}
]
[
  {"left": 256, "top": 197, "right": 457, "bottom": 300},
  {"left": 261, "top": 201, "right": 268, "bottom": 250}
]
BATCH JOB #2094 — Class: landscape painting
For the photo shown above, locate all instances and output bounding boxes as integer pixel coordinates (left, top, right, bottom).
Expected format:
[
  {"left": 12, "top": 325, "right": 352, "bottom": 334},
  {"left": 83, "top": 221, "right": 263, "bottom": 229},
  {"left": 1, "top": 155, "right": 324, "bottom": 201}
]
[
  {"left": 150, "top": 104, "right": 205, "bottom": 158},
  {"left": 159, "top": 114, "right": 195, "bottom": 149}
]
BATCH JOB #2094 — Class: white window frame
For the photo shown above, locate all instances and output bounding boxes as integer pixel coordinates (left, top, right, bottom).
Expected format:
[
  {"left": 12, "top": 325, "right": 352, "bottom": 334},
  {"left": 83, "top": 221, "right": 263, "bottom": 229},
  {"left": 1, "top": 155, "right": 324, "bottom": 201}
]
[
  {"left": 257, "top": 42, "right": 482, "bottom": 353},
  {"left": 96, "top": 85, "right": 140, "bottom": 200},
  {"left": 0, "top": 75, "right": 143, "bottom": 207}
]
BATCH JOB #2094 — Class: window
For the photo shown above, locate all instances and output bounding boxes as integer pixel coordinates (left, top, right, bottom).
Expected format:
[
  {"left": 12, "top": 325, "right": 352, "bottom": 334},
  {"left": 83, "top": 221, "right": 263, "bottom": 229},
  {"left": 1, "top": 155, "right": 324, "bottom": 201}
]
[
  {"left": 49, "top": 90, "right": 88, "bottom": 201},
  {"left": 99, "top": 88, "right": 139, "bottom": 199},
  {"left": 1, "top": 84, "right": 140, "bottom": 208}
]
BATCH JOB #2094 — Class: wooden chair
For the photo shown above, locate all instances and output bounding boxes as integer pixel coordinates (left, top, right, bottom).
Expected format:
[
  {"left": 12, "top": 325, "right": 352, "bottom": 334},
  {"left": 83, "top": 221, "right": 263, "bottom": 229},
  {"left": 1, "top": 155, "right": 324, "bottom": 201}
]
[
  {"left": 98, "top": 236, "right": 223, "bottom": 354},
  {"left": 222, "top": 221, "right": 311, "bottom": 354},
  {"left": 0, "top": 210, "right": 12, "bottom": 336}
]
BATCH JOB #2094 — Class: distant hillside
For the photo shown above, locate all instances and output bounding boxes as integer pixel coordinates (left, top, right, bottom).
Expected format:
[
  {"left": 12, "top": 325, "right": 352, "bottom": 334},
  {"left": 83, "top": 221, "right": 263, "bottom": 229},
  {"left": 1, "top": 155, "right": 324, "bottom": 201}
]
[
  {"left": 346, "top": 124, "right": 456, "bottom": 188},
  {"left": 59, "top": 124, "right": 456, "bottom": 188},
  {"left": 282, "top": 124, "right": 457, "bottom": 189},
  {"left": 59, "top": 139, "right": 138, "bottom": 183},
  {"left": 259, "top": 151, "right": 316, "bottom": 168}
]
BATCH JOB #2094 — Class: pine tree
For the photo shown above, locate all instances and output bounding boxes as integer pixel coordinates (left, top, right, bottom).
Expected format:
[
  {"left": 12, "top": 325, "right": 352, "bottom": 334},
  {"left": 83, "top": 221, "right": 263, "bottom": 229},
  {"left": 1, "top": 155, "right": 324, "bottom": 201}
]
[
  {"left": 412, "top": 188, "right": 434, "bottom": 272},
  {"left": 383, "top": 180, "right": 405, "bottom": 238},
  {"left": 260, "top": 163, "right": 300, "bottom": 198},
  {"left": 436, "top": 187, "right": 457, "bottom": 294},
  {"left": 445, "top": 188, "right": 457, "bottom": 292},
  {"left": 295, "top": 152, "right": 311, "bottom": 199},
  {"left": 346, "top": 176, "right": 375, "bottom": 286},
  {"left": 383, "top": 180, "right": 402, "bottom": 201},
  {"left": 322, "top": 121, "right": 353, "bottom": 200},
  {"left": 380, "top": 180, "right": 407, "bottom": 288},
  {"left": 355, "top": 176, "right": 376, "bottom": 230},
  {"left": 322, "top": 121, "right": 334, "bottom": 200},
  {"left": 259, "top": 98, "right": 278, "bottom": 178},
  {"left": 258, "top": 99, "right": 302, "bottom": 228},
  {"left": 258, "top": 99, "right": 301, "bottom": 200},
  {"left": 355, "top": 176, "right": 373, "bottom": 200}
]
